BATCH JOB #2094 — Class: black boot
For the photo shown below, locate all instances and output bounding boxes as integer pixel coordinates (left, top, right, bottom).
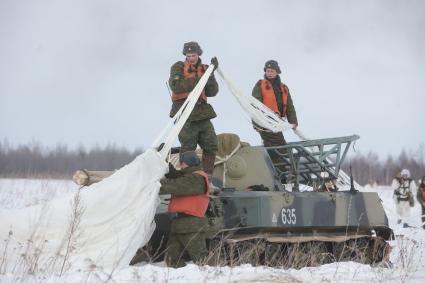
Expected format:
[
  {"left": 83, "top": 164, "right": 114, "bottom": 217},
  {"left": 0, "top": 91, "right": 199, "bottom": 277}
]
[
  {"left": 202, "top": 153, "right": 218, "bottom": 191},
  {"left": 202, "top": 153, "right": 216, "bottom": 177}
]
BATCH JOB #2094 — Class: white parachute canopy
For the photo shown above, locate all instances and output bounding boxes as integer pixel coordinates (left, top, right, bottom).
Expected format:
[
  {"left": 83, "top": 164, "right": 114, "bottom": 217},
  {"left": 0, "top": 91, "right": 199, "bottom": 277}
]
[{"left": 0, "top": 66, "right": 215, "bottom": 274}]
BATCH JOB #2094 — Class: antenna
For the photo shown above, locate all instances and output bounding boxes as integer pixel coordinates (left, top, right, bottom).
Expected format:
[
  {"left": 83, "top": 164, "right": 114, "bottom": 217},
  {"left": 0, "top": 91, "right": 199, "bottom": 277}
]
[{"left": 349, "top": 164, "right": 356, "bottom": 192}]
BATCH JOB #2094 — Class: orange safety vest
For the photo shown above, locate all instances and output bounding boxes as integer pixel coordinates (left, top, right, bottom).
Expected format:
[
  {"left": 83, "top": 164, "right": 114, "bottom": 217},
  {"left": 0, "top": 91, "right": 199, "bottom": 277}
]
[
  {"left": 171, "top": 61, "right": 208, "bottom": 102},
  {"left": 168, "top": 170, "right": 210, "bottom": 218},
  {"left": 260, "top": 80, "right": 288, "bottom": 117}
]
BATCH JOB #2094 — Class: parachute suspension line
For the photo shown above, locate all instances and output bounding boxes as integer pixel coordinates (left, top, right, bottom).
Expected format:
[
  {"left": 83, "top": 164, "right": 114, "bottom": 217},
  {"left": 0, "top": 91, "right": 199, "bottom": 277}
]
[
  {"left": 293, "top": 128, "right": 308, "bottom": 141},
  {"left": 216, "top": 68, "right": 294, "bottom": 133},
  {"left": 151, "top": 65, "right": 215, "bottom": 161}
]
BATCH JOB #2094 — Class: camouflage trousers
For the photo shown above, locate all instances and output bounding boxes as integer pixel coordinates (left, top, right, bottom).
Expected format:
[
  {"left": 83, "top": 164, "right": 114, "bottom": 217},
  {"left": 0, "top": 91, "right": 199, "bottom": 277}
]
[
  {"left": 259, "top": 130, "right": 287, "bottom": 146},
  {"left": 179, "top": 119, "right": 218, "bottom": 156},
  {"left": 165, "top": 231, "right": 208, "bottom": 268},
  {"left": 258, "top": 130, "right": 288, "bottom": 178}
]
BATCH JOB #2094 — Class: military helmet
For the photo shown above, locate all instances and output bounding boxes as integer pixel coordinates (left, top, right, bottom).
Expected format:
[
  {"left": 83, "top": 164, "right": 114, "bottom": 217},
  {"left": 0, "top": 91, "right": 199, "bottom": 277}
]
[
  {"left": 179, "top": 151, "right": 200, "bottom": 167},
  {"left": 182, "top": 41, "right": 203, "bottom": 56},
  {"left": 264, "top": 60, "right": 282, "bottom": 74},
  {"left": 400, "top": 168, "right": 410, "bottom": 178}
]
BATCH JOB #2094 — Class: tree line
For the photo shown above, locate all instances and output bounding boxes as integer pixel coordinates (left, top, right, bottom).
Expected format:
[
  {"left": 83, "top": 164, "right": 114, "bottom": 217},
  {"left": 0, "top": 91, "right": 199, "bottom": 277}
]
[
  {"left": 1, "top": 140, "right": 425, "bottom": 185},
  {"left": 342, "top": 145, "right": 425, "bottom": 185},
  {"left": 0, "top": 141, "right": 143, "bottom": 178}
]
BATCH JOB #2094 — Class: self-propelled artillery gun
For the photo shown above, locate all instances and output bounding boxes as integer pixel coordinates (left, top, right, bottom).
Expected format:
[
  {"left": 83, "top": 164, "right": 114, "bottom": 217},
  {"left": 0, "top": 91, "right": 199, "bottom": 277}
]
[{"left": 73, "top": 133, "right": 393, "bottom": 268}]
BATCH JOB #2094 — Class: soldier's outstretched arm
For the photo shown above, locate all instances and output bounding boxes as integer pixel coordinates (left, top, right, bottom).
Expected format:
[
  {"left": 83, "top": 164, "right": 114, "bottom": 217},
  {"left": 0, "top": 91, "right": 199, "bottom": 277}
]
[
  {"left": 159, "top": 174, "right": 205, "bottom": 196},
  {"left": 252, "top": 81, "right": 263, "bottom": 102},
  {"left": 286, "top": 89, "right": 298, "bottom": 125}
]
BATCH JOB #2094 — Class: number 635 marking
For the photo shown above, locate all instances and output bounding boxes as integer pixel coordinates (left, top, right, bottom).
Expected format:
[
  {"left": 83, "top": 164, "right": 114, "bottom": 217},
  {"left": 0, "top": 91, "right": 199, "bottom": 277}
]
[{"left": 281, "top": 208, "right": 297, "bottom": 224}]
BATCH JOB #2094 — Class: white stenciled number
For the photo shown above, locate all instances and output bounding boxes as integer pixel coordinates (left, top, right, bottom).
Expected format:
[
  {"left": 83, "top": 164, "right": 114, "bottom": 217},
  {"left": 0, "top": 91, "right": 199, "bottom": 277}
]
[
  {"left": 291, "top": 208, "right": 297, "bottom": 224},
  {"left": 281, "top": 208, "right": 287, "bottom": 224},
  {"left": 281, "top": 208, "right": 297, "bottom": 224}
]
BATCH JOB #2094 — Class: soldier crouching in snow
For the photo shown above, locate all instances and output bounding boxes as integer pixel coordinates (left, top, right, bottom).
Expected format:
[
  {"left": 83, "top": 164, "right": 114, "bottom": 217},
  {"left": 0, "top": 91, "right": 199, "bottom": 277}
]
[
  {"left": 392, "top": 169, "right": 416, "bottom": 228},
  {"left": 159, "top": 151, "right": 211, "bottom": 268}
]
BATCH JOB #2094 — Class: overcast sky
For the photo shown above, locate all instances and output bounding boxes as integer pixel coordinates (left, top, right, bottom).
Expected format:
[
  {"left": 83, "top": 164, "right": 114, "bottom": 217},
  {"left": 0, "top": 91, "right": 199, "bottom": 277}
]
[{"left": 1, "top": 0, "right": 424, "bottom": 156}]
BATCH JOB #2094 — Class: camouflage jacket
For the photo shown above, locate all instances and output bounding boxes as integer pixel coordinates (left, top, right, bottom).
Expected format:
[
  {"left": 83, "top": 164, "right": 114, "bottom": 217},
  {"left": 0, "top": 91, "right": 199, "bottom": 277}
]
[
  {"left": 417, "top": 184, "right": 425, "bottom": 205},
  {"left": 392, "top": 177, "right": 416, "bottom": 199},
  {"left": 252, "top": 76, "right": 298, "bottom": 125},
  {"left": 160, "top": 166, "right": 209, "bottom": 233},
  {"left": 168, "top": 59, "right": 219, "bottom": 122}
]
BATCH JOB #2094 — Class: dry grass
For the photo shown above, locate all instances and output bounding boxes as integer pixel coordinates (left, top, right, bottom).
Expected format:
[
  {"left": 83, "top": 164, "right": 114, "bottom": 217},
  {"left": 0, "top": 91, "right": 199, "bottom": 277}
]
[{"left": 0, "top": 187, "right": 87, "bottom": 281}]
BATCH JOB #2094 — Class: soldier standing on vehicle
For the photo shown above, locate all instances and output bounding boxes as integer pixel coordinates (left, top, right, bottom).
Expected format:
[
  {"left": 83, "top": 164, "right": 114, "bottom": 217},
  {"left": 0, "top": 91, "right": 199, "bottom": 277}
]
[
  {"left": 416, "top": 175, "right": 425, "bottom": 229},
  {"left": 159, "top": 151, "right": 210, "bottom": 267},
  {"left": 168, "top": 41, "right": 219, "bottom": 182},
  {"left": 252, "top": 60, "right": 298, "bottom": 146},
  {"left": 392, "top": 169, "right": 416, "bottom": 228}
]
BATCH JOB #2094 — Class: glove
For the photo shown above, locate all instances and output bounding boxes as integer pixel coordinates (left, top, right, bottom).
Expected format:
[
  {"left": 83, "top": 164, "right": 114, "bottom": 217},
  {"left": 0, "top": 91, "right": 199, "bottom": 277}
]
[
  {"left": 165, "top": 163, "right": 183, "bottom": 179},
  {"left": 210, "top": 57, "right": 219, "bottom": 71}
]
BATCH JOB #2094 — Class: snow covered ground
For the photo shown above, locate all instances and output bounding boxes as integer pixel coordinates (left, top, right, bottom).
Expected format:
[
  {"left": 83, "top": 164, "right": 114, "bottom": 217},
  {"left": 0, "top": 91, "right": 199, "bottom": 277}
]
[{"left": 0, "top": 178, "right": 424, "bottom": 282}]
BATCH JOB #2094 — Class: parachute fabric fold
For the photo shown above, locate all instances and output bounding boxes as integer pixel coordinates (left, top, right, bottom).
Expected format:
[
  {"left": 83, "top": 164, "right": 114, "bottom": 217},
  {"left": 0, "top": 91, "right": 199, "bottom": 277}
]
[{"left": 0, "top": 66, "right": 215, "bottom": 273}]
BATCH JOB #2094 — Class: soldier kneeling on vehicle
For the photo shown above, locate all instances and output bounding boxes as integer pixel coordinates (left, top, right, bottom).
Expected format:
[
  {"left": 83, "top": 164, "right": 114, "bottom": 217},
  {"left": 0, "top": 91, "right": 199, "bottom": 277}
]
[{"left": 159, "top": 151, "right": 221, "bottom": 267}]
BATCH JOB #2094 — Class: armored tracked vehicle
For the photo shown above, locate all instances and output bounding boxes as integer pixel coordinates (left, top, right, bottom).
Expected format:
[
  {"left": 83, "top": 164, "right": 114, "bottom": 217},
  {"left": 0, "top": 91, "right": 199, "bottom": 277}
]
[{"left": 74, "top": 133, "right": 393, "bottom": 268}]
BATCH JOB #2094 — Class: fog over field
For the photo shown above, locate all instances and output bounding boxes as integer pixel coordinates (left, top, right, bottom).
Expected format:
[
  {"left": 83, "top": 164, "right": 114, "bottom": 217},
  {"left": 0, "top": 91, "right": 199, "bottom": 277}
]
[{"left": 1, "top": 0, "right": 424, "bottom": 156}]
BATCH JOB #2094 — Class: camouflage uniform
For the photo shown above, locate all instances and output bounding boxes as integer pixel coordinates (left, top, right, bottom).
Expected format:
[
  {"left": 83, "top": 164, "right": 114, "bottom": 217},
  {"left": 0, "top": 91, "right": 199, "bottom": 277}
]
[
  {"left": 392, "top": 175, "right": 416, "bottom": 227},
  {"left": 252, "top": 75, "right": 298, "bottom": 146},
  {"left": 160, "top": 166, "right": 210, "bottom": 267},
  {"left": 416, "top": 177, "right": 425, "bottom": 229},
  {"left": 168, "top": 53, "right": 219, "bottom": 175}
]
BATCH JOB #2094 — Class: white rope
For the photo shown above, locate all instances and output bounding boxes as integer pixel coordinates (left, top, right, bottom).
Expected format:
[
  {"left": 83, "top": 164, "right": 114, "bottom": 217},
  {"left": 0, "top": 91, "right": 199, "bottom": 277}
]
[{"left": 214, "top": 143, "right": 242, "bottom": 188}]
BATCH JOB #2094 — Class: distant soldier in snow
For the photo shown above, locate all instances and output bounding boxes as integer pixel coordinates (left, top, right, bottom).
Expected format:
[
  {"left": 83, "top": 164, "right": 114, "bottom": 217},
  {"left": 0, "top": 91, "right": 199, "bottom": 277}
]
[
  {"left": 416, "top": 175, "right": 425, "bottom": 229},
  {"left": 168, "top": 41, "right": 219, "bottom": 182},
  {"left": 252, "top": 60, "right": 298, "bottom": 146},
  {"left": 392, "top": 169, "right": 416, "bottom": 227}
]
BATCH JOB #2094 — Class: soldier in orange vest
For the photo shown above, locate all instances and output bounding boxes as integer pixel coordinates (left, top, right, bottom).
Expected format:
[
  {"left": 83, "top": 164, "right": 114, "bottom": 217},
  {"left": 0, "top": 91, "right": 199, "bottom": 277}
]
[
  {"left": 159, "top": 151, "right": 211, "bottom": 267},
  {"left": 168, "top": 42, "right": 219, "bottom": 181},
  {"left": 252, "top": 60, "right": 298, "bottom": 146}
]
